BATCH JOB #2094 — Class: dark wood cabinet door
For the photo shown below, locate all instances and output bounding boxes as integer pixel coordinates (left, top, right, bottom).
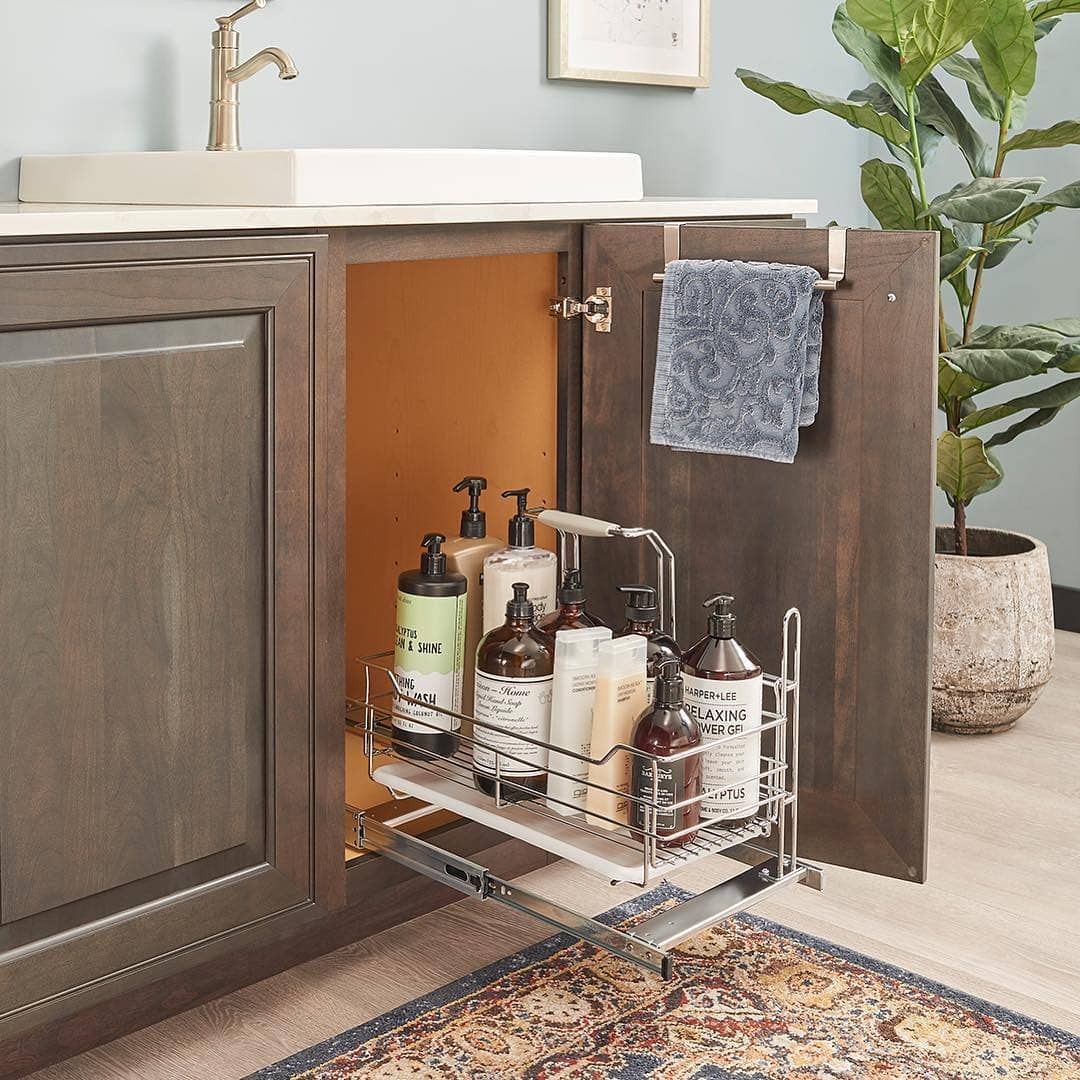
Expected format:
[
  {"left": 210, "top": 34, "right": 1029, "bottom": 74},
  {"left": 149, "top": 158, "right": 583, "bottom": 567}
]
[
  {"left": 0, "top": 236, "right": 338, "bottom": 1021},
  {"left": 580, "top": 223, "right": 936, "bottom": 882}
]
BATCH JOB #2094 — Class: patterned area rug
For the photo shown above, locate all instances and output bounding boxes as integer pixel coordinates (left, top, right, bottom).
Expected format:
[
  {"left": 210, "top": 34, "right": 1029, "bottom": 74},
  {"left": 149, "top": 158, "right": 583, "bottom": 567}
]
[{"left": 252, "top": 883, "right": 1080, "bottom": 1079}]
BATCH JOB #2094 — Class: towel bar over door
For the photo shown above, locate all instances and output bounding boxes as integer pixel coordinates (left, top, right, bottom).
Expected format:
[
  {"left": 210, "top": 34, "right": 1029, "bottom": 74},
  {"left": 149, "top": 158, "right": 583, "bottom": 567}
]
[{"left": 651, "top": 224, "right": 848, "bottom": 291}]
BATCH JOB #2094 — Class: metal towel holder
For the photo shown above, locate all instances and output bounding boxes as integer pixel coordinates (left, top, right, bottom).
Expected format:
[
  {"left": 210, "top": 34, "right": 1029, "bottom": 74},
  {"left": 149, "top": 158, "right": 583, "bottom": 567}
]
[{"left": 651, "top": 223, "right": 848, "bottom": 292}]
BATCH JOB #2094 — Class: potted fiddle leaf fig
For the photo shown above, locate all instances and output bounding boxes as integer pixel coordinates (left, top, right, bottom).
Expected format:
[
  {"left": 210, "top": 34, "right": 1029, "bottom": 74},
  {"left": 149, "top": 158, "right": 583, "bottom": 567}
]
[{"left": 737, "top": 0, "right": 1080, "bottom": 733}]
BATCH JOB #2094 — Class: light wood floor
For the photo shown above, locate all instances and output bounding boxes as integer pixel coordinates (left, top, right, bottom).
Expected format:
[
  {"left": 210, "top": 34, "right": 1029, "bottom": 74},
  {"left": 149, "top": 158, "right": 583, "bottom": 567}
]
[{"left": 31, "top": 632, "right": 1080, "bottom": 1079}]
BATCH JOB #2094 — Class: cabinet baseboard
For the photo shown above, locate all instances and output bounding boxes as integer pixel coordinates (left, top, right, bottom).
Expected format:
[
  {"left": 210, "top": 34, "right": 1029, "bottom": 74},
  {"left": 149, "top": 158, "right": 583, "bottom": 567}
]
[{"left": 1053, "top": 585, "right": 1080, "bottom": 633}]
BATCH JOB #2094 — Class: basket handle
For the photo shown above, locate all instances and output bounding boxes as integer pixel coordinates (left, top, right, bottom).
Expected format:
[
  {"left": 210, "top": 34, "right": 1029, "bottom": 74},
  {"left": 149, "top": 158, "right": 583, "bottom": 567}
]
[{"left": 532, "top": 509, "right": 621, "bottom": 538}]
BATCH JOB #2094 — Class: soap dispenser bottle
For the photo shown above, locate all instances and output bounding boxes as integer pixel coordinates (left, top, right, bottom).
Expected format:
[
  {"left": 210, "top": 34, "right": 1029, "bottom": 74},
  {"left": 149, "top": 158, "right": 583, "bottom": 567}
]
[
  {"left": 537, "top": 569, "right": 606, "bottom": 636},
  {"left": 681, "top": 595, "right": 763, "bottom": 825},
  {"left": 473, "top": 582, "right": 555, "bottom": 802},
  {"left": 615, "top": 584, "right": 681, "bottom": 700},
  {"left": 443, "top": 477, "right": 503, "bottom": 714},
  {"left": 630, "top": 658, "right": 702, "bottom": 848},
  {"left": 482, "top": 489, "right": 557, "bottom": 634},
  {"left": 393, "top": 533, "right": 468, "bottom": 762}
]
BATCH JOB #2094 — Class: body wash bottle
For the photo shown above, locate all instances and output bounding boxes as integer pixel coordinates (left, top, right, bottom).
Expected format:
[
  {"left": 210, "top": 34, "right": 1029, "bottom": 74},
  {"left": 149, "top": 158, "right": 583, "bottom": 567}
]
[
  {"left": 615, "top": 585, "right": 681, "bottom": 701},
  {"left": 681, "top": 595, "right": 763, "bottom": 825},
  {"left": 538, "top": 569, "right": 606, "bottom": 636},
  {"left": 586, "top": 636, "right": 648, "bottom": 830},
  {"left": 393, "top": 534, "right": 467, "bottom": 762},
  {"left": 631, "top": 658, "right": 702, "bottom": 848},
  {"left": 546, "top": 625, "right": 612, "bottom": 815},
  {"left": 482, "top": 489, "right": 558, "bottom": 633},
  {"left": 473, "top": 583, "right": 555, "bottom": 802},
  {"left": 442, "top": 477, "right": 503, "bottom": 715}
]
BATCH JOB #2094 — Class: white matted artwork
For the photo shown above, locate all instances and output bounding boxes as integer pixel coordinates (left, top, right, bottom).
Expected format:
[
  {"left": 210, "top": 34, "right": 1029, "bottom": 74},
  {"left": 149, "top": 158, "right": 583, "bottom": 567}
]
[{"left": 549, "top": 0, "right": 710, "bottom": 88}]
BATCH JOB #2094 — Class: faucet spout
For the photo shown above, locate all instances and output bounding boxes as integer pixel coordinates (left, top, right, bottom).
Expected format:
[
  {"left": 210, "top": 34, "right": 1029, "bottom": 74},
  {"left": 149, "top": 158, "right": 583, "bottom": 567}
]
[
  {"left": 228, "top": 47, "right": 298, "bottom": 84},
  {"left": 207, "top": 4, "right": 298, "bottom": 151}
]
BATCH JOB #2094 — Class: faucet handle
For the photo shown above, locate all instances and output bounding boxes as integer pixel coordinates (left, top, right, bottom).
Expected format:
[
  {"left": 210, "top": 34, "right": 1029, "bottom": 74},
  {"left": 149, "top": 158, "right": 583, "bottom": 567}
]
[{"left": 217, "top": 0, "right": 266, "bottom": 30}]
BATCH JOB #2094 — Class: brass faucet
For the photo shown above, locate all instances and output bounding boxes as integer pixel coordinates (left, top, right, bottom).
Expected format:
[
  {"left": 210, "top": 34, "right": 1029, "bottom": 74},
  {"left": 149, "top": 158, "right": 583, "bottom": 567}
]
[{"left": 208, "top": 0, "right": 298, "bottom": 152}]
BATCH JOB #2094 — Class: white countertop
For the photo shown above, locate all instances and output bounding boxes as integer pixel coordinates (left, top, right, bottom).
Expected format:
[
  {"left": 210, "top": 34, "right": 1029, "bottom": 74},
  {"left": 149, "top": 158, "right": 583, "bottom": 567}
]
[{"left": 0, "top": 198, "right": 817, "bottom": 239}]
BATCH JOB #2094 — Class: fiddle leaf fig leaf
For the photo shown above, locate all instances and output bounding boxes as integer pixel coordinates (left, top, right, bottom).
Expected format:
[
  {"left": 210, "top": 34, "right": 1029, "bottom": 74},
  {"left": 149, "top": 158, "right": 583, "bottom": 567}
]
[
  {"left": 937, "top": 431, "right": 1003, "bottom": 503},
  {"left": 901, "top": 0, "right": 992, "bottom": 87},
  {"left": 735, "top": 70, "right": 913, "bottom": 145},
  {"left": 851, "top": 83, "right": 943, "bottom": 162},
  {"left": 846, "top": 0, "right": 922, "bottom": 44},
  {"left": 985, "top": 407, "right": 1063, "bottom": 446},
  {"left": 1039, "top": 180, "right": 1080, "bottom": 207},
  {"left": 1029, "top": 0, "right": 1080, "bottom": 19},
  {"left": 939, "top": 244, "right": 989, "bottom": 279},
  {"left": 960, "top": 376, "right": 1080, "bottom": 430},
  {"left": 940, "top": 54, "right": 1004, "bottom": 120},
  {"left": 939, "top": 355, "right": 988, "bottom": 401},
  {"left": 1004, "top": 120, "right": 1080, "bottom": 151},
  {"left": 1054, "top": 340, "right": 1080, "bottom": 372},
  {"left": 834, "top": 6, "right": 909, "bottom": 109},
  {"left": 1034, "top": 16, "right": 1061, "bottom": 37},
  {"left": 921, "top": 175, "right": 1045, "bottom": 221},
  {"left": 916, "top": 74, "right": 993, "bottom": 174},
  {"left": 973, "top": 0, "right": 1037, "bottom": 97},
  {"left": 860, "top": 158, "right": 922, "bottom": 229},
  {"left": 941, "top": 345, "right": 1051, "bottom": 382},
  {"left": 966, "top": 322, "right": 1069, "bottom": 352}
]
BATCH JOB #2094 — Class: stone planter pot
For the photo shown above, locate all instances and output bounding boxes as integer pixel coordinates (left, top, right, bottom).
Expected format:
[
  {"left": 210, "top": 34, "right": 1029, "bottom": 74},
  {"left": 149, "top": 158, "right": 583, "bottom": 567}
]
[{"left": 933, "top": 526, "right": 1055, "bottom": 734}]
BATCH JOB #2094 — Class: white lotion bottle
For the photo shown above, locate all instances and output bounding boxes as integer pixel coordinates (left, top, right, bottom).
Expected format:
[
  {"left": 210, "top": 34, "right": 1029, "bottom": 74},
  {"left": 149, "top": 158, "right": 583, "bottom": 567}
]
[
  {"left": 586, "top": 635, "right": 648, "bottom": 830},
  {"left": 482, "top": 488, "right": 557, "bottom": 633},
  {"left": 546, "top": 626, "right": 613, "bottom": 816}
]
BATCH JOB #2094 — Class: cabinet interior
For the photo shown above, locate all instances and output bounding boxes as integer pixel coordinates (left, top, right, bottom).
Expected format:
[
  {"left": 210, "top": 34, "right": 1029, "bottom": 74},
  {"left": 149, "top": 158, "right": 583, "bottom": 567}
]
[{"left": 344, "top": 252, "right": 562, "bottom": 826}]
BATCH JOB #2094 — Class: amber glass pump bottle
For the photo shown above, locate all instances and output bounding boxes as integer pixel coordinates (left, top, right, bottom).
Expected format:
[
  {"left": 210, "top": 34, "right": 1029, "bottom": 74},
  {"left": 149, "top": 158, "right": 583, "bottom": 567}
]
[
  {"left": 473, "top": 582, "right": 555, "bottom": 802},
  {"left": 537, "top": 568, "right": 606, "bottom": 636},
  {"left": 630, "top": 658, "right": 702, "bottom": 848},
  {"left": 615, "top": 584, "right": 681, "bottom": 697}
]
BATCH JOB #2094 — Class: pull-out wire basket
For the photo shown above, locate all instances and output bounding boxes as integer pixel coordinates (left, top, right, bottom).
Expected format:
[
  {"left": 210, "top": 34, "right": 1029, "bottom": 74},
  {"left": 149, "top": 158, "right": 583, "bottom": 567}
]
[{"left": 351, "top": 606, "right": 802, "bottom": 888}]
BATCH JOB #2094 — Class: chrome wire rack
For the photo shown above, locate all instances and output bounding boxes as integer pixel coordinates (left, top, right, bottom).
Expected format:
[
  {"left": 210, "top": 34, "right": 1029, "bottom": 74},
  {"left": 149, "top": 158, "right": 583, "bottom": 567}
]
[{"left": 349, "top": 607, "right": 804, "bottom": 888}]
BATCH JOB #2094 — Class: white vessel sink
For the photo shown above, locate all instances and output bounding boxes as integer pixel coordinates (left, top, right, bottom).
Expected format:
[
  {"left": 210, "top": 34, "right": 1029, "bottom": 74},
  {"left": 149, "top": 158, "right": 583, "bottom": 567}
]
[{"left": 18, "top": 149, "right": 644, "bottom": 207}]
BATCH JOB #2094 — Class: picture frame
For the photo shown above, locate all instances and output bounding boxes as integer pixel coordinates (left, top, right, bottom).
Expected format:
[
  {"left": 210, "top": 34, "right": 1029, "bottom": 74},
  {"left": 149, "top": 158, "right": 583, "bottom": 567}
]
[{"left": 548, "top": 0, "right": 711, "bottom": 89}]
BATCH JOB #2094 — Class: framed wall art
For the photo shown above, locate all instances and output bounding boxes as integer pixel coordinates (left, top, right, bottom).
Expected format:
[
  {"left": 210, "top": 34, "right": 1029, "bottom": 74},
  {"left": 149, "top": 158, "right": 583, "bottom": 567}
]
[{"left": 548, "top": 0, "right": 711, "bottom": 88}]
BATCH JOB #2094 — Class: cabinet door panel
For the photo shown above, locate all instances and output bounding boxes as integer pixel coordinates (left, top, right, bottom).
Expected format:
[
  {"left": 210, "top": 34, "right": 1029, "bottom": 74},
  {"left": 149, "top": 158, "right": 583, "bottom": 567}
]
[
  {"left": 0, "top": 241, "right": 332, "bottom": 1018},
  {"left": 581, "top": 223, "right": 936, "bottom": 882},
  {"left": 0, "top": 315, "right": 267, "bottom": 923}
]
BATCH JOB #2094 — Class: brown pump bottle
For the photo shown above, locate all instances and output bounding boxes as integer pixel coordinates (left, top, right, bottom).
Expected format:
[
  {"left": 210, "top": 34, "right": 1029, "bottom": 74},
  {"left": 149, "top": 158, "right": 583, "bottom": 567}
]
[
  {"left": 681, "top": 595, "right": 764, "bottom": 826},
  {"left": 630, "top": 658, "right": 702, "bottom": 849},
  {"left": 473, "top": 582, "right": 554, "bottom": 802}
]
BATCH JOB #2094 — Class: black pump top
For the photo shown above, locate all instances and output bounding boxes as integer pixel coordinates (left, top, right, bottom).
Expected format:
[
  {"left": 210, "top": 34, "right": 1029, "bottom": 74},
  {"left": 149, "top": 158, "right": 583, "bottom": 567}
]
[
  {"left": 502, "top": 488, "right": 535, "bottom": 547},
  {"left": 506, "top": 581, "right": 535, "bottom": 621},
  {"left": 558, "top": 569, "right": 586, "bottom": 605},
  {"left": 420, "top": 533, "right": 447, "bottom": 576},
  {"left": 704, "top": 594, "right": 737, "bottom": 639},
  {"left": 654, "top": 657, "right": 685, "bottom": 706},
  {"left": 619, "top": 584, "right": 659, "bottom": 623},
  {"left": 453, "top": 476, "right": 488, "bottom": 539}
]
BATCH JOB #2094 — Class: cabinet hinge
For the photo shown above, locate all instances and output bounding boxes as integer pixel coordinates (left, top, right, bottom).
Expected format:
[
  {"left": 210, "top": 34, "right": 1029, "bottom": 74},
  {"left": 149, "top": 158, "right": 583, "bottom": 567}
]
[{"left": 549, "top": 287, "right": 613, "bottom": 333}]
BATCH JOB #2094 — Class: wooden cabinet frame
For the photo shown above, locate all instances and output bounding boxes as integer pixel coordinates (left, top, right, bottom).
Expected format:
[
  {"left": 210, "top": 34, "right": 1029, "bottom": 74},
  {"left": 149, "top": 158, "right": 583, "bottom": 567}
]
[{"left": 0, "top": 216, "right": 936, "bottom": 1077}]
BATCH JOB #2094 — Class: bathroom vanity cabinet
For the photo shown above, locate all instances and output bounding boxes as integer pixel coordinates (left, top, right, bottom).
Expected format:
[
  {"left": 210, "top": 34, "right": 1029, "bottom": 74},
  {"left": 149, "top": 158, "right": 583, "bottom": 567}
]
[{"left": 0, "top": 205, "right": 937, "bottom": 1076}]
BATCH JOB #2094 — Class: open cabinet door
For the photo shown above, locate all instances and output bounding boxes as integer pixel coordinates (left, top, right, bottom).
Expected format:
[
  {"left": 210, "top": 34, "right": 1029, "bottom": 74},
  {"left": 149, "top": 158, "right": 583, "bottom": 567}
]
[{"left": 580, "top": 223, "right": 937, "bottom": 882}]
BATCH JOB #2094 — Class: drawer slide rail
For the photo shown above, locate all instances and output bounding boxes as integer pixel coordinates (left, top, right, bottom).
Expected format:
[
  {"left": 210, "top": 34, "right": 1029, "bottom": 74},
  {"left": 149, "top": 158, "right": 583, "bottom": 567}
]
[{"left": 354, "top": 812, "right": 819, "bottom": 980}]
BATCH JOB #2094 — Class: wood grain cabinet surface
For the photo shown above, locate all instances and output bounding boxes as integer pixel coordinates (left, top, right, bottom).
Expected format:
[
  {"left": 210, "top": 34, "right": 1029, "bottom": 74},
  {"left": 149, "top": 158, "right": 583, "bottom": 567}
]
[
  {"left": 0, "top": 219, "right": 937, "bottom": 1078},
  {"left": 0, "top": 236, "right": 339, "bottom": 1041}
]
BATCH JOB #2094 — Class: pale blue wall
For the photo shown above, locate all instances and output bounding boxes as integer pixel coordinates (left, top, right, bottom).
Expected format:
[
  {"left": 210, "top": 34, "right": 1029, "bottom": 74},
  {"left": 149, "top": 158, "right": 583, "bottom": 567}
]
[
  {"left": 0, "top": 0, "right": 867, "bottom": 220},
  {"left": 1, "top": 1, "right": 1076, "bottom": 582}
]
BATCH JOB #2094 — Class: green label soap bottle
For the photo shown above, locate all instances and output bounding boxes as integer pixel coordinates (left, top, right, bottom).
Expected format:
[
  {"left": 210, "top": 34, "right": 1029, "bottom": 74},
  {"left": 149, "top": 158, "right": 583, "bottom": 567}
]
[{"left": 393, "top": 533, "right": 467, "bottom": 762}]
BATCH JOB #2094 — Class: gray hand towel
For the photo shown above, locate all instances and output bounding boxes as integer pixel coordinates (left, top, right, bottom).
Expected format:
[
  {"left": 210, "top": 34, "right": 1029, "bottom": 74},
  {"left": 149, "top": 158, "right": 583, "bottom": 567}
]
[{"left": 650, "top": 259, "right": 825, "bottom": 464}]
